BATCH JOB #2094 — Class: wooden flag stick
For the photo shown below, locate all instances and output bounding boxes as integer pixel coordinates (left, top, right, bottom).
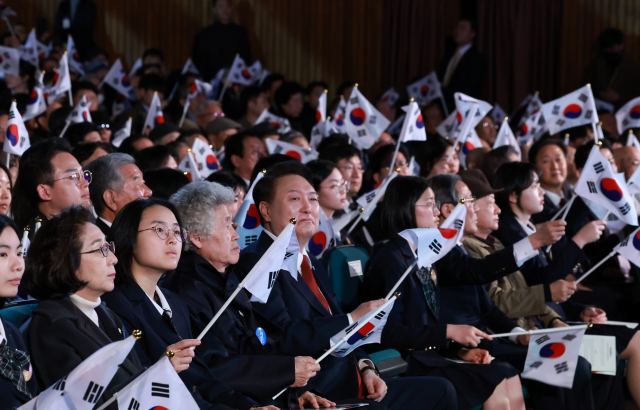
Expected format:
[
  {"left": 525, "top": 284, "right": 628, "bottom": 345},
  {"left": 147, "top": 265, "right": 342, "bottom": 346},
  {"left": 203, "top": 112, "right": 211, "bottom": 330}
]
[
  {"left": 575, "top": 250, "right": 616, "bottom": 284},
  {"left": 489, "top": 324, "right": 587, "bottom": 339},
  {"left": 178, "top": 99, "right": 191, "bottom": 128},
  {"left": 545, "top": 194, "right": 576, "bottom": 253}
]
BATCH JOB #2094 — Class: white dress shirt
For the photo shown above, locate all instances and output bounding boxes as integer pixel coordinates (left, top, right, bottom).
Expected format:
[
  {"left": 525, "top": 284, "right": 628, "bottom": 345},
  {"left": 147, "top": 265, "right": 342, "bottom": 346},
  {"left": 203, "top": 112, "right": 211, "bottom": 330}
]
[{"left": 146, "top": 286, "right": 172, "bottom": 318}]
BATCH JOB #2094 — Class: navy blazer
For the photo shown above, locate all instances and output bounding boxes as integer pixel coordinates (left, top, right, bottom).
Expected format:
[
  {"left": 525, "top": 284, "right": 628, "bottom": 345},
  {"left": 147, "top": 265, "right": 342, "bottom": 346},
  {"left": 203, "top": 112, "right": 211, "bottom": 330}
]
[
  {"left": 102, "top": 281, "right": 256, "bottom": 410},
  {"left": 434, "top": 242, "right": 519, "bottom": 286},
  {"left": 0, "top": 317, "right": 37, "bottom": 409},
  {"left": 233, "top": 231, "right": 368, "bottom": 401},
  {"left": 24, "top": 297, "right": 142, "bottom": 409}
]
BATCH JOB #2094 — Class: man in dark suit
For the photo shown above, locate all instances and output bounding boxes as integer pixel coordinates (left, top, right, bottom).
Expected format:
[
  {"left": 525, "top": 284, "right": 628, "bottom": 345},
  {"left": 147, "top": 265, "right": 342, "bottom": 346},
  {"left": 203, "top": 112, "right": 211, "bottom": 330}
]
[
  {"left": 86, "top": 153, "right": 152, "bottom": 238},
  {"left": 437, "top": 19, "right": 486, "bottom": 113},
  {"left": 234, "top": 162, "right": 457, "bottom": 410},
  {"left": 114, "top": 74, "right": 165, "bottom": 133},
  {"left": 54, "top": 0, "right": 97, "bottom": 58}
]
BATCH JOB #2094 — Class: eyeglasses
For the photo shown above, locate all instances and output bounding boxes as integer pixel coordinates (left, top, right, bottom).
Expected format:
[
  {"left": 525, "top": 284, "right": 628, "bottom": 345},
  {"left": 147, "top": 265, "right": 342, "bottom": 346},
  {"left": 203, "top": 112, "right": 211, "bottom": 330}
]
[
  {"left": 415, "top": 201, "right": 441, "bottom": 212},
  {"left": 338, "top": 165, "right": 365, "bottom": 174},
  {"left": 386, "top": 160, "right": 408, "bottom": 171},
  {"left": 322, "top": 180, "right": 350, "bottom": 194},
  {"left": 54, "top": 170, "right": 92, "bottom": 186},
  {"left": 462, "top": 195, "right": 478, "bottom": 209},
  {"left": 96, "top": 124, "right": 110, "bottom": 131},
  {"left": 80, "top": 241, "right": 115, "bottom": 257},
  {"left": 139, "top": 223, "right": 186, "bottom": 242}
]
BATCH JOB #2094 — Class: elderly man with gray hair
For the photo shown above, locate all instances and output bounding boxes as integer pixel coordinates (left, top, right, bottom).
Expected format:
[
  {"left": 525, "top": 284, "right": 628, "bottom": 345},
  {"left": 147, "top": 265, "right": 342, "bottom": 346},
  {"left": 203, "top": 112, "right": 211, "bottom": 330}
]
[
  {"left": 165, "top": 181, "right": 332, "bottom": 409},
  {"left": 86, "top": 153, "right": 153, "bottom": 236}
]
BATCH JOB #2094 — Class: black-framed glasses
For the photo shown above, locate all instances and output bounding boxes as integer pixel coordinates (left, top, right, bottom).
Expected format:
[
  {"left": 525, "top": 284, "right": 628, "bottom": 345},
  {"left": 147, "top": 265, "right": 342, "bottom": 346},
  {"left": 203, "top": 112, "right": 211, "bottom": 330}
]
[
  {"left": 96, "top": 123, "right": 110, "bottom": 131},
  {"left": 54, "top": 170, "right": 92, "bottom": 186},
  {"left": 139, "top": 223, "right": 186, "bottom": 242},
  {"left": 80, "top": 241, "right": 115, "bottom": 257}
]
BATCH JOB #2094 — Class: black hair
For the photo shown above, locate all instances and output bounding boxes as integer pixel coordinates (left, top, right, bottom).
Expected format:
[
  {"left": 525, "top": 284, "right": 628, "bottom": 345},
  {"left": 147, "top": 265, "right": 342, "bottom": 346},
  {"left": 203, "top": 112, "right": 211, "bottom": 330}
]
[
  {"left": 262, "top": 73, "right": 285, "bottom": 90},
  {"left": 221, "top": 131, "right": 260, "bottom": 171},
  {"left": 410, "top": 135, "right": 453, "bottom": 177},
  {"left": 48, "top": 106, "right": 74, "bottom": 136},
  {"left": 336, "top": 81, "right": 356, "bottom": 98},
  {"left": 143, "top": 48, "right": 164, "bottom": 62},
  {"left": 492, "top": 162, "right": 538, "bottom": 216},
  {"left": 138, "top": 73, "right": 165, "bottom": 92},
  {"left": 249, "top": 154, "right": 296, "bottom": 185},
  {"left": 64, "top": 122, "right": 100, "bottom": 148},
  {"left": 0, "top": 215, "right": 19, "bottom": 308},
  {"left": 305, "top": 81, "right": 328, "bottom": 96},
  {"left": 598, "top": 28, "right": 623, "bottom": 50},
  {"left": 528, "top": 138, "right": 567, "bottom": 164},
  {"left": 12, "top": 138, "right": 72, "bottom": 228},
  {"left": 118, "top": 134, "right": 151, "bottom": 156},
  {"left": 480, "top": 145, "right": 519, "bottom": 182},
  {"left": 71, "top": 81, "right": 99, "bottom": 100},
  {"left": 240, "top": 86, "right": 265, "bottom": 112},
  {"left": 72, "top": 142, "right": 113, "bottom": 166},
  {"left": 274, "top": 81, "right": 304, "bottom": 108},
  {"left": 306, "top": 159, "right": 339, "bottom": 192},
  {"left": 318, "top": 142, "right": 362, "bottom": 164},
  {"left": 134, "top": 145, "right": 179, "bottom": 172},
  {"left": 253, "top": 162, "right": 314, "bottom": 225},
  {"left": 368, "top": 143, "right": 410, "bottom": 175},
  {"left": 206, "top": 170, "right": 248, "bottom": 195},
  {"left": 380, "top": 176, "right": 432, "bottom": 240},
  {"left": 575, "top": 140, "right": 613, "bottom": 170},
  {"left": 564, "top": 125, "right": 589, "bottom": 143},
  {"left": 111, "top": 198, "right": 183, "bottom": 285},
  {"left": 143, "top": 168, "right": 190, "bottom": 200},
  {"left": 21, "top": 206, "right": 93, "bottom": 300}
]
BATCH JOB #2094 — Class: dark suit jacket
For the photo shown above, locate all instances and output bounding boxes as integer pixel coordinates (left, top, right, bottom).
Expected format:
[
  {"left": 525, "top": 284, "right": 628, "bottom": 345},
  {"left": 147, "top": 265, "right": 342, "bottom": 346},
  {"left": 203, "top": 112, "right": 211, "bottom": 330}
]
[
  {"left": 233, "top": 231, "right": 369, "bottom": 401},
  {"left": 24, "top": 297, "right": 142, "bottom": 409},
  {"left": 54, "top": 0, "right": 97, "bottom": 56},
  {"left": 433, "top": 243, "right": 519, "bottom": 286},
  {"left": 95, "top": 217, "right": 111, "bottom": 239},
  {"left": 192, "top": 21, "right": 252, "bottom": 82},
  {"left": 437, "top": 44, "right": 486, "bottom": 113},
  {"left": 102, "top": 281, "right": 256, "bottom": 410},
  {"left": 0, "top": 317, "right": 37, "bottom": 408}
]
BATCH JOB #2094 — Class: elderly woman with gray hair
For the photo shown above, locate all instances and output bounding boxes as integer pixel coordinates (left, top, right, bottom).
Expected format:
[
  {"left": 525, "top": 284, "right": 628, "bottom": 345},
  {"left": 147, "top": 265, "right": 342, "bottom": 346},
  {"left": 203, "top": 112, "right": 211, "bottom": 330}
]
[{"left": 164, "top": 181, "right": 335, "bottom": 409}]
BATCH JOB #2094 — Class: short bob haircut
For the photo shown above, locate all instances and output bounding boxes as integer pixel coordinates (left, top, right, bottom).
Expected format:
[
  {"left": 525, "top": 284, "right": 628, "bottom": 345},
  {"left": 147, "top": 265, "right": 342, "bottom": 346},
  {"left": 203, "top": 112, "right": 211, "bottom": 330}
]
[
  {"left": 111, "top": 198, "right": 184, "bottom": 285},
  {"left": 409, "top": 135, "right": 454, "bottom": 178},
  {"left": 306, "top": 159, "right": 339, "bottom": 192},
  {"left": 492, "top": 162, "right": 539, "bottom": 217},
  {"left": 22, "top": 206, "right": 94, "bottom": 300},
  {"left": 0, "top": 215, "right": 21, "bottom": 308},
  {"left": 380, "top": 176, "right": 432, "bottom": 240},
  {"left": 528, "top": 138, "right": 567, "bottom": 165}
]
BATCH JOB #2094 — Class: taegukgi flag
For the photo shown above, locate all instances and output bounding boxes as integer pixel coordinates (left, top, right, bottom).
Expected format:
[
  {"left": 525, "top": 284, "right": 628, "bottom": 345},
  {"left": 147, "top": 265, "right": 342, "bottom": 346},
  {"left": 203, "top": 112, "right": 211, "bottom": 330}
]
[
  {"left": 493, "top": 118, "right": 522, "bottom": 160},
  {"left": 4, "top": 100, "right": 30, "bottom": 156},
  {"left": 542, "top": 85, "right": 599, "bottom": 136},
  {"left": 234, "top": 172, "right": 266, "bottom": 249},
  {"left": 344, "top": 86, "right": 391, "bottom": 150},
  {"left": 406, "top": 72, "right": 442, "bottom": 106},
  {"left": 265, "top": 138, "right": 319, "bottom": 164},
  {"left": 255, "top": 108, "right": 291, "bottom": 134},
  {"left": 615, "top": 96, "right": 640, "bottom": 135}
]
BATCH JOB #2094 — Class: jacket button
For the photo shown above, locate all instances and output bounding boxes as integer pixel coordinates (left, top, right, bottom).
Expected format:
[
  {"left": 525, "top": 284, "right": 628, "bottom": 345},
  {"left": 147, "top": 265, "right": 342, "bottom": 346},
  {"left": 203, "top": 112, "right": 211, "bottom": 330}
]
[{"left": 192, "top": 385, "right": 197, "bottom": 393}]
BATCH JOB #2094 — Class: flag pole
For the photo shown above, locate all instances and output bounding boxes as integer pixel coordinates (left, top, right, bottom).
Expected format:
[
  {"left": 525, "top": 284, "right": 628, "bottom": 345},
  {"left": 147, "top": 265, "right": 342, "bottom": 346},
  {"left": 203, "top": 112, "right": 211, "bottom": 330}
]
[
  {"left": 389, "top": 100, "right": 413, "bottom": 171},
  {"left": 195, "top": 220, "right": 297, "bottom": 341},
  {"left": 178, "top": 100, "right": 191, "bottom": 128},
  {"left": 217, "top": 80, "right": 229, "bottom": 103},
  {"left": 59, "top": 121, "right": 71, "bottom": 138},
  {"left": 385, "top": 259, "right": 418, "bottom": 300},
  {"left": 545, "top": 194, "right": 576, "bottom": 253},
  {"left": 447, "top": 102, "right": 478, "bottom": 162},
  {"left": 346, "top": 208, "right": 364, "bottom": 235},
  {"left": 5, "top": 153, "right": 9, "bottom": 169},
  {"left": 3, "top": 16, "right": 15, "bottom": 39},
  {"left": 575, "top": 250, "right": 616, "bottom": 284},
  {"left": 272, "top": 294, "right": 400, "bottom": 401},
  {"left": 489, "top": 324, "right": 587, "bottom": 339}
]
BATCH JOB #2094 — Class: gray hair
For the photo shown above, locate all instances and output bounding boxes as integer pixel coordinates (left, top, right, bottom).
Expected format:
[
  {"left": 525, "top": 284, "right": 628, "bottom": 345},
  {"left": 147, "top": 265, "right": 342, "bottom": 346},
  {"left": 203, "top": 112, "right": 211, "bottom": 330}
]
[
  {"left": 86, "top": 153, "right": 136, "bottom": 215},
  {"left": 430, "top": 173, "right": 462, "bottom": 206},
  {"left": 194, "top": 100, "right": 221, "bottom": 117},
  {"left": 170, "top": 181, "right": 235, "bottom": 251}
]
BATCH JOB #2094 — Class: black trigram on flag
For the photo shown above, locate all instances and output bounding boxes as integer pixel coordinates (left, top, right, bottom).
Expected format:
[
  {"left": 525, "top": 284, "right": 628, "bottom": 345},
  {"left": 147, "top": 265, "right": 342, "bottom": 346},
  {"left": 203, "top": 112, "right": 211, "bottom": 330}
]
[
  {"left": 429, "top": 239, "right": 442, "bottom": 254},
  {"left": 562, "top": 334, "right": 577, "bottom": 342},
  {"left": 365, "top": 191, "right": 376, "bottom": 204},
  {"left": 555, "top": 361, "right": 569, "bottom": 374},
  {"left": 369, "top": 115, "right": 377, "bottom": 125},
  {"left": 535, "top": 335, "right": 550, "bottom": 345},
  {"left": 198, "top": 147, "right": 206, "bottom": 155},
  {"left": 244, "top": 235, "right": 258, "bottom": 246},
  {"left": 587, "top": 181, "right": 597, "bottom": 194},
  {"left": 128, "top": 398, "right": 140, "bottom": 410},
  {"left": 53, "top": 376, "right": 67, "bottom": 391},
  {"left": 350, "top": 97, "right": 359, "bottom": 104},
  {"left": 83, "top": 381, "right": 105, "bottom": 404},
  {"left": 267, "top": 271, "right": 279, "bottom": 289},
  {"left": 151, "top": 382, "right": 170, "bottom": 398},
  {"left": 284, "top": 251, "right": 294, "bottom": 260},
  {"left": 345, "top": 322, "right": 359, "bottom": 334},
  {"left": 452, "top": 219, "right": 463, "bottom": 230},
  {"left": 577, "top": 94, "right": 588, "bottom": 103},
  {"left": 620, "top": 202, "right": 631, "bottom": 216},
  {"left": 374, "top": 310, "right": 386, "bottom": 320},
  {"left": 357, "top": 129, "right": 367, "bottom": 137},
  {"left": 593, "top": 162, "right": 604, "bottom": 174},
  {"left": 623, "top": 119, "right": 630, "bottom": 127},
  {"left": 552, "top": 105, "right": 561, "bottom": 115},
  {"left": 585, "top": 110, "right": 593, "bottom": 120},
  {"left": 621, "top": 236, "right": 630, "bottom": 247},
  {"left": 530, "top": 361, "right": 543, "bottom": 369},
  {"left": 272, "top": 145, "right": 283, "bottom": 154},
  {"left": 556, "top": 119, "right": 566, "bottom": 127}
]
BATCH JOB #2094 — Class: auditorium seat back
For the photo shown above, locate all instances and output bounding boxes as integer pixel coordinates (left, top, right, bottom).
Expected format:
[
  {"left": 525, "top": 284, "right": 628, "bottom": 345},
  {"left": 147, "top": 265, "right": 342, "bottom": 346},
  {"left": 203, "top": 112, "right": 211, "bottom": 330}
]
[
  {"left": 0, "top": 300, "right": 38, "bottom": 328},
  {"left": 322, "top": 244, "right": 369, "bottom": 312}
]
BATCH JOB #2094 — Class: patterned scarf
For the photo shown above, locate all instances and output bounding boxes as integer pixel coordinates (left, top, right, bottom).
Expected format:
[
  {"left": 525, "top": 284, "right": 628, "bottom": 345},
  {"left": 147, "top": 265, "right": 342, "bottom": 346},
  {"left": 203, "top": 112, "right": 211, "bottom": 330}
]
[
  {"left": 415, "top": 266, "right": 438, "bottom": 317},
  {"left": 0, "top": 339, "right": 32, "bottom": 398}
]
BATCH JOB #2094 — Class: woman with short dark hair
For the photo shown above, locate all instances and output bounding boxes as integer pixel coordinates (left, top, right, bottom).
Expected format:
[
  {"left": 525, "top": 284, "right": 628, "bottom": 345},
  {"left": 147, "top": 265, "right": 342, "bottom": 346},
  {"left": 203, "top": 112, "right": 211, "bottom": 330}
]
[{"left": 21, "top": 206, "right": 142, "bottom": 408}]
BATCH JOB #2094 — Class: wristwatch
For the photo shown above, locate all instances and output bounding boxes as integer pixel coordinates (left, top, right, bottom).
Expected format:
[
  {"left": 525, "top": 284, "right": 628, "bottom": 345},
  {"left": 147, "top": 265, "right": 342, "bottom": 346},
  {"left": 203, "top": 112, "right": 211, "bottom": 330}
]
[{"left": 360, "top": 365, "right": 379, "bottom": 377}]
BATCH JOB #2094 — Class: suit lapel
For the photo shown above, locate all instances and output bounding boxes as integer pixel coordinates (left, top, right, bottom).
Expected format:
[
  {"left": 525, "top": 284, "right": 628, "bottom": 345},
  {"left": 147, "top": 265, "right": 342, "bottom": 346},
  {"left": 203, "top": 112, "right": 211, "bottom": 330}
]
[{"left": 285, "top": 264, "right": 334, "bottom": 317}]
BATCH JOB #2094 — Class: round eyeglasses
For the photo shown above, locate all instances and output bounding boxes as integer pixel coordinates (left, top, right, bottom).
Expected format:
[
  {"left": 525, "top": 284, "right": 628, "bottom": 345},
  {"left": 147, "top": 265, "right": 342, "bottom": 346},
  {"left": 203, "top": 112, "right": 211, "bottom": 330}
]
[
  {"left": 54, "top": 170, "right": 92, "bottom": 186},
  {"left": 139, "top": 223, "right": 186, "bottom": 242},
  {"left": 80, "top": 241, "right": 115, "bottom": 257}
]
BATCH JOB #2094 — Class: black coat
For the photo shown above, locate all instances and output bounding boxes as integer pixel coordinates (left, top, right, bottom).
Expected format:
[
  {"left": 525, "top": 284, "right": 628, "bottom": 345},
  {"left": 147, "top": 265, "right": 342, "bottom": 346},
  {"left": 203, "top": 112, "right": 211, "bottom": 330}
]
[
  {"left": 0, "top": 317, "right": 37, "bottom": 409},
  {"left": 436, "top": 44, "right": 486, "bottom": 113},
  {"left": 434, "top": 243, "right": 519, "bottom": 286},
  {"left": 233, "top": 231, "right": 370, "bottom": 401},
  {"left": 192, "top": 22, "right": 252, "bottom": 82},
  {"left": 24, "top": 297, "right": 142, "bottom": 409},
  {"left": 53, "top": 0, "right": 97, "bottom": 57},
  {"left": 102, "top": 281, "right": 256, "bottom": 410},
  {"left": 95, "top": 217, "right": 111, "bottom": 239}
]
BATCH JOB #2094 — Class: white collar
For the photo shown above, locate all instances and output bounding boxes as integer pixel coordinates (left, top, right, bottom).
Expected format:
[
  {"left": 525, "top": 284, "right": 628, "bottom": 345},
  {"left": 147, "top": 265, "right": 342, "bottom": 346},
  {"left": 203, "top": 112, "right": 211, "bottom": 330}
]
[
  {"left": 146, "top": 286, "right": 172, "bottom": 318},
  {"left": 456, "top": 43, "right": 473, "bottom": 57},
  {"left": 98, "top": 216, "right": 112, "bottom": 228},
  {"left": 0, "top": 316, "right": 5, "bottom": 345},
  {"left": 542, "top": 188, "right": 562, "bottom": 207},
  {"left": 69, "top": 294, "right": 101, "bottom": 327},
  {"left": 264, "top": 229, "right": 309, "bottom": 271},
  {"left": 515, "top": 218, "right": 536, "bottom": 235}
]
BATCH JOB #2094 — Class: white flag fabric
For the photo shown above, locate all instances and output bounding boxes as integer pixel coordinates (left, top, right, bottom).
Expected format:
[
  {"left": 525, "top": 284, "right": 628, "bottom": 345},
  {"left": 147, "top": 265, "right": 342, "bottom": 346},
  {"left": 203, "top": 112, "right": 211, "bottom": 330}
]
[
  {"left": 614, "top": 227, "right": 640, "bottom": 268},
  {"left": 244, "top": 222, "right": 300, "bottom": 302},
  {"left": 101, "top": 58, "right": 136, "bottom": 100},
  {"left": 331, "top": 96, "right": 347, "bottom": 133},
  {"left": 181, "top": 58, "right": 200, "bottom": 76},
  {"left": 437, "top": 203, "right": 467, "bottom": 244},
  {"left": 19, "top": 29, "right": 38, "bottom": 68},
  {"left": 316, "top": 91, "right": 327, "bottom": 123},
  {"left": 128, "top": 57, "right": 142, "bottom": 78},
  {"left": 20, "top": 335, "right": 137, "bottom": 410},
  {"left": 66, "top": 35, "right": 84, "bottom": 75},
  {"left": 380, "top": 87, "right": 400, "bottom": 106},
  {"left": 4, "top": 101, "right": 30, "bottom": 156},
  {"left": 191, "top": 137, "right": 220, "bottom": 177},
  {"left": 493, "top": 119, "right": 522, "bottom": 160},
  {"left": 516, "top": 109, "right": 547, "bottom": 146},
  {"left": 490, "top": 104, "right": 508, "bottom": 128},
  {"left": 111, "top": 117, "right": 132, "bottom": 148},
  {"left": 386, "top": 114, "right": 405, "bottom": 136},
  {"left": 66, "top": 94, "right": 92, "bottom": 124},
  {"left": 0, "top": 45, "right": 20, "bottom": 76},
  {"left": 542, "top": 85, "right": 599, "bottom": 136},
  {"left": 521, "top": 326, "right": 588, "bottom": 388},
  {"left": 178, "top": 151, "right": 202, "bottom": 182},
  {"left": 399, "top": 227, "right": 461, "bottom": 269},
  {"left": 331, "top": 209, "right": 361, "bottom": 233},
  {"left": 22, "top": 72, "right": 47, "bottom": 121},
  {"left": 45, "top": 53, "right": 71, "bottom": 104},
  {"left": 234, "top": 172, "right": 266, "bottom": 249},
  {"left": 310, "top": 120, "right": 332, "bottom": 150},
  {"left": 255, "top": 108, "right": 291, "bottom": 134},
  {"left": 191, "top": 79, "right": 213, "bottom": 100},
  {"left": 435, "top": 110, "right": 458, "bottom": 138},
  {"left": 356, "top": 171, "right": 398, "bottom": 221},
  {"left": 259, "top": 68, "right": 271, "bottom": 86},
  {"left": 521, "top": 92, "right": 543, "bottom": 126},
  {"left": 574, "top": 145, "right": 638, "bottom": 225},
  {"left": 627, "top": 132, "right": 640, "bottom": 152},
  {"left": 615, "top": 96, "right": 640, "bottom": 134},
  {"left": 330, "top": 296, "right": 397, "bottom": 357},
  {"left": 265, "top": 138, "right": 318, "bottom": 164},
  {"left": 116, "top": 356, "right": 199, "bottom": 410},
  {"left": 398, "top": 101, "right": 427, "bottom": 143},
  {"left": 457, "top": 129, "right": 484, "bottom": 168},
  {"left": 142, "top": 92, "right": 165, "bottom": 131},
  {"left": 0, "top": 2, "right": 16, "bottom": 19},
  {"left": 406, "top": 72, "right": 442, "bottom": 106},
  {"left": 345, "top": 86, "right": 391, "bottom": 150},
  {"left": 306, "top": 210, "right": 338, "bottom": 258},
  {"left": 594, "top": 98, "right": 615, "bottom": 113},
  {"left": 227, "top": 55, "right": 262, "bottom": 85},
  {"left": 454, "top": 92, "right": 493, "bottom": 133}
]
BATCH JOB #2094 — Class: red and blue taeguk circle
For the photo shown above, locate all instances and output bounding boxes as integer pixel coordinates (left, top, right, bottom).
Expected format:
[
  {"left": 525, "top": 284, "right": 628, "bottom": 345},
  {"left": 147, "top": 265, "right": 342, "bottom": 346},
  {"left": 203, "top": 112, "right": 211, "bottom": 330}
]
[
  {"left": 439, "top": 229, "right": 457, "bottom": 239},
  {"left": 629, "top": 105, "right": 640, "bottom": 120},
  {"left": 462, "top": 141, "right": 475, "bottom": 155},
  {"left": 285, "top": 150, "right": 302, "bottom": 161},
  {"left": 308, "top": 231, "right": 327, "bottom": 256},
  {"left": 28, "top": 90, "right": 38, "bottom": 105},
  {"left": 243, "top": 204, "right": 261, "bottom": 229},
  {"left": 121, "top": 75, "right": 131, "bottom": 88},
  {"left": 336, "top": 113, "right": 344, "bottom": 126},
  {"left": 563, "top": 104, "right": 582, "bottom": 119},
  {"left": 633, "top": 230, "right": 640, "bottom": 250},
  {"left": 420, "top": 85, "right": 429, "bottom": 96},
  {"left": 600, "top": 177, "right": 623, "bottom": 202},
  {"left": 241, "top": 69, "right": 252, "bottom": 79},
  {"left": 206, "top": 154, "right": 219, "bottom": 170},
  {"left": 350, "top": 108, "right": 366, "bottom": 126},
  {"left": 540, "top": 342, "right": 566, "bottom": 358},
  {"left": 6, "top": 124, "right": 19, "bottom": 146},
  {"left": 416, "top": 113, "right": 424, "bottom": 129},
  {"left": 519, "top": 124, "right": 528, "bottom": 137}
]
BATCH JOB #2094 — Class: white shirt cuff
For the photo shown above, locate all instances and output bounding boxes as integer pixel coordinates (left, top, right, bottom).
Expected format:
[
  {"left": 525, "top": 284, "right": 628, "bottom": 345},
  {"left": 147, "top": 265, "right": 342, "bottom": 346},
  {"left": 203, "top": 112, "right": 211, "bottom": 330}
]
[
  {"left": 358, "top": 359, "right": 375, "bottom": 370},
  {"left": 509, "top": 327, "right": 527, "bottom": 343},
  {"left": 513, "top": 237, "right": 539, "bottom": 267},
  {"left": 347, "top": 313, "right": 353, "bottom": 325}
]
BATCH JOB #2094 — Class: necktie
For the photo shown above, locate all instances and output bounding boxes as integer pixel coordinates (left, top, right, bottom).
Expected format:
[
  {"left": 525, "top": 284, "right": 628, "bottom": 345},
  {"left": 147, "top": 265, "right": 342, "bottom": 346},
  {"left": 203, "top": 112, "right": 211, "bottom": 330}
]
[
  {"left": 443, "top": 49, "right": 461, "bottom": 87},
  {"left": 300, "top": 255, "right": 331, "bottom": 313}
]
